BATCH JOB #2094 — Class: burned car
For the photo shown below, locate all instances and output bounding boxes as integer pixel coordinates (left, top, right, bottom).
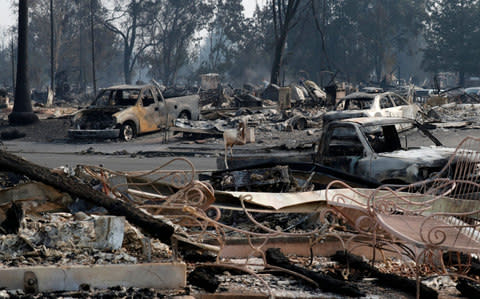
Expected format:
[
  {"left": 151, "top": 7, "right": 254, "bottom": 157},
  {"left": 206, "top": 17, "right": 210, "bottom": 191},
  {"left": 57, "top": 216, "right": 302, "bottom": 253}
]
[
  {"left": 323, "top": 92, "right": 419, "bottom": 124},
  {"left": 316, "top": 117, "right": 454, "bottom": 184},
  {"left": 69, "top": 84, "right": 199, "bottom": 141}
]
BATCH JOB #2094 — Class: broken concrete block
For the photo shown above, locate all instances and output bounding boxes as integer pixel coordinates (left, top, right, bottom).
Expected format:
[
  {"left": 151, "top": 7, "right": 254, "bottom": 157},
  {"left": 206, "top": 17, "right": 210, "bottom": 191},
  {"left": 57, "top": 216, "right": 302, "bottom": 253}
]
[{"left": 93, "top": 216, "right": 125, "bottom": 250}]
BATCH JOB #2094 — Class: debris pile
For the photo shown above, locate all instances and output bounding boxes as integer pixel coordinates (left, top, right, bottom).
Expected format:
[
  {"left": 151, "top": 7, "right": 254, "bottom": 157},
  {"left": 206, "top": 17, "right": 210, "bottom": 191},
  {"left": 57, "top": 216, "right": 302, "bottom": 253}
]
[
  {"left": 426, "top": 102, "right": 480, "bottom": 124},
  {"left": 0, "top": 141, "right": 478, "bottom": 298}
]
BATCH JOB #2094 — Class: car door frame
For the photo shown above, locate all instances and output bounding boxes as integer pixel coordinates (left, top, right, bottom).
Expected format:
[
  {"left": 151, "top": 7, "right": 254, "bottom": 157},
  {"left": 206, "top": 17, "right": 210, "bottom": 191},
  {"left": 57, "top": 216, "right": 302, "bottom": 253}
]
[
  {"left": 321, "top": 123, "right": 373, "bottom": 177},
  {"left": 136, "top": 86, "right": 164, "bottom": 133},
  {"left": 388, "top": 93, "right": 416, "bottom": 119}
]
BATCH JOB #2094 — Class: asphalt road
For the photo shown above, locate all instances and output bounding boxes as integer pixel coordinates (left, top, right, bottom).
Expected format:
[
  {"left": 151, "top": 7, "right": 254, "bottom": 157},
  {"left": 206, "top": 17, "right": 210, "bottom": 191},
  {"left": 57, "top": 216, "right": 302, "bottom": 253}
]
[
  {"left": 3, "top": 126, "right": 480, "bottom": 173},
  {"left": 16, "top": 152, "right": 218, "bottom": 173},
  {"left": 3, "top": 137, "right": 221, "bottom": 172}
]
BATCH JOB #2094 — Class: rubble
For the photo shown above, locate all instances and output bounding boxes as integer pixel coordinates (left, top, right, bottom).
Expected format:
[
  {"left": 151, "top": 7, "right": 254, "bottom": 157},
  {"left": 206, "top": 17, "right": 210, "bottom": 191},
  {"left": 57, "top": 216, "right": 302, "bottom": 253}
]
[
  {"left": 0, "top": 147, "right": 476, "bottom": 298},
  {"left": 331, "top": 251, "right": 438, "bottom": 299}
]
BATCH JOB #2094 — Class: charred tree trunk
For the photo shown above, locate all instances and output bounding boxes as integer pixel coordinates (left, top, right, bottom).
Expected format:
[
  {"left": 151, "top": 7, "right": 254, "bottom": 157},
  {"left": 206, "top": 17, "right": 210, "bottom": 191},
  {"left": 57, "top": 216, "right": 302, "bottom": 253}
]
[
  {"left": 269, "top": 0, "right": 301, "bottom": 86},
  {"left": 270, "top": 31, "right": 287, "bottom": 85},
  {"left": 0, "top": 150, "right": 174, "bottom": 244},
  {"left": 10, "top": 35, "right": 15, "bottom": 92},
  {"left": 50, "top": 0, "right": 55, "bottom": 99},
  {"left": 9, "top": 0, "right": 38, "bottom": 125},
  {"left": 90, "top": 0, "right": 97, "bottom": 96},
  {"left": 124, "top": 41, "right": 133, "bottom": 84}
]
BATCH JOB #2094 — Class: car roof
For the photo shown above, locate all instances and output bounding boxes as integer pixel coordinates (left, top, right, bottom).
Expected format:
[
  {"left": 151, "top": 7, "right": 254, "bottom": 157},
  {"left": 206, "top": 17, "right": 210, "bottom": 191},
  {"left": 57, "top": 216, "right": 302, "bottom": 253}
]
[
  {"left": 342, "top": 92, "right": 377, "bottom": 100},
  {"left": 338, "top": 117, "right": 413, "bottom": 126},
  {"left": 103, "top": 84, "right": 152, "bottom": 90},
  {"left": 465, "top": 87, "right": 480, "bottom": 91},
  {"left": 342, "top": 91, "right": 402, "bottom": 100}
]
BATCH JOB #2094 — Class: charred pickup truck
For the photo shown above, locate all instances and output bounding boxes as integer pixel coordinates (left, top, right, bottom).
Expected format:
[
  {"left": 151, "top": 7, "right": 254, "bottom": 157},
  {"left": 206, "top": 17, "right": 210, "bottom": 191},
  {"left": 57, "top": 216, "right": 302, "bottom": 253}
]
[
  {"left": 316, "top": 117, "right": 453, "bottom": 184},
  {"left": 69, "top": 84, "right": 199, "bottom": 141},
  {"left": 222, "top": 117, "right": 455, "bottom": 186}
]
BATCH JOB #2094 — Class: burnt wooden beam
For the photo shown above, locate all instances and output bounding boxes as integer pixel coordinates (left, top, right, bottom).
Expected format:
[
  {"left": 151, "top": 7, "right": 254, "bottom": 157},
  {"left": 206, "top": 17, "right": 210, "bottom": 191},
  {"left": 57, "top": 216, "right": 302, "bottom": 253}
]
[
  {"left": 331, "top": 251, "right": 438, "bottom": 299},
  {"left": 266, "top": 248, "right": 364, "bottom": 297}
]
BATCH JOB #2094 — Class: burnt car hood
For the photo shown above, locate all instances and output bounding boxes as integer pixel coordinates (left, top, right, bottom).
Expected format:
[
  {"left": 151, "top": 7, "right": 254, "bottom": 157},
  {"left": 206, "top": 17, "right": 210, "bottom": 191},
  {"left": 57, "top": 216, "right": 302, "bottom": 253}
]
[
  {"left": 72, "top": 106, "right": 123, "bottom": 131},
  {"left": 323, "top": 110, "right": 367, "bottom": 123},
  {"left": 79, "top": 106, "right": 123, "bottom": 116},
  {"left": 379, "top": 146, "right": 455, "bottom": 167}
]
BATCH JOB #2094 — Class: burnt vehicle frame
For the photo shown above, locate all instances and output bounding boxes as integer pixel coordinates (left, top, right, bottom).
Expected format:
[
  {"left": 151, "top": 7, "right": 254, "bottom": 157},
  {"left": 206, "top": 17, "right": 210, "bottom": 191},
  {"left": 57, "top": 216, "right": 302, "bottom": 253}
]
[
  {"left": 69, "top": 84, "right": 199, "bottom": 141},
  {"left": 323, "top": 91, "right": 419, "bottom": 124},
  {"left": 316, "top": 117, "right": 453, "bottom": 184}
]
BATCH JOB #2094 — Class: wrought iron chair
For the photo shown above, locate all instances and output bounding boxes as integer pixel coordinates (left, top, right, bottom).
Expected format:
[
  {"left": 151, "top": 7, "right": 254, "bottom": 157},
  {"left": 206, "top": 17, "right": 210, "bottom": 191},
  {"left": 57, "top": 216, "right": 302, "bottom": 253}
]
[{"left": 325, "top": 137, "right": 480, "bottom": 298}]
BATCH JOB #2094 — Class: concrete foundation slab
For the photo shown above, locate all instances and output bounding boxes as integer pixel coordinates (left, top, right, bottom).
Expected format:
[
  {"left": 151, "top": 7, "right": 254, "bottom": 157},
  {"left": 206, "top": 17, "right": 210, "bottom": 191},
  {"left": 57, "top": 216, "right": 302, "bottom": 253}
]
[{"left": 0, "top": 263, "right": 186, "bottom": 292}]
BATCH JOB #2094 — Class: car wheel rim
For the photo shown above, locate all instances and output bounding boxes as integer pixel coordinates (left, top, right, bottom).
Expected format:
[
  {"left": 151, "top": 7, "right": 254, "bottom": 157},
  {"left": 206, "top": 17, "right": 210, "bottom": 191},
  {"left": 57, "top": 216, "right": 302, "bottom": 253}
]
[{"left": 123, "top": 126, "right": 133, "bottom": 141}]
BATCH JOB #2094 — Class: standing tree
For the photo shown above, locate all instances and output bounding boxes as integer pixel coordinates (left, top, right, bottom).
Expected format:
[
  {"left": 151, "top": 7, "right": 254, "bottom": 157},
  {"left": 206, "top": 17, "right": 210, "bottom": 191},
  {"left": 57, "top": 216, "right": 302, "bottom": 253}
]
[
  {"left": 228, "top": 3, "right": 273, "bottom": 84},
  {"left": 28, "top": 0, "right": 122, "bottom": 90},
  {"left": 9, "top": 0, "right": 38, "bottom": 125},
  {"left": 286, "top": 0, "right": 424, "bottom": 84},
  {"left": 90, "top": 0, "right": 97, "bottom": 96},
  {"left": 201, "top": 0, "right": 247, "bottom": 76},
  {"left": 270, "top": 0, "right": 302, "bottom": 85},
  {"left": 104, "top": 0, "right": 156, "bottom": 84},
  {"left": 143, "top": 0, "right": 213, "bottom": 85},
  {"left": 423, "top": 0, "right": 480, "bottom": 86},
  {"left": 356, "top": 0, "right": 424, "bottom": 83},
  {"left": 49, "top": 0, "right": 55, "bottom": 97},
  {"left": 0, "top": 28, "right": 15, "bottom": 87}
]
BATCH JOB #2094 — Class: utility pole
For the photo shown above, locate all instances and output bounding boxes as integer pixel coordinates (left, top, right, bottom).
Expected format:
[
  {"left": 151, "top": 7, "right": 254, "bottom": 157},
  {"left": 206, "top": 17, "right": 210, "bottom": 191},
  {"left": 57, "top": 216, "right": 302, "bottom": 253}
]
[{"left": 90, "top": 0, "right": 97, "bottom": 97}]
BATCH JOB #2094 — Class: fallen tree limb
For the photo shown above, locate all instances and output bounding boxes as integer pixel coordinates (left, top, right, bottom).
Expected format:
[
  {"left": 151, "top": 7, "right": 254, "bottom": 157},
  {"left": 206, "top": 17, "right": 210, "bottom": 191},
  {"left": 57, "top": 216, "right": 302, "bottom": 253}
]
[
  {"left": 265, "top": 248, "right": 365, "bottom": 297},
  {"left": 0, "top": 150, "right": 174, "bottom": 244},
  {"left": 331, "top": 251, "right": 438, "bottom": 299}
]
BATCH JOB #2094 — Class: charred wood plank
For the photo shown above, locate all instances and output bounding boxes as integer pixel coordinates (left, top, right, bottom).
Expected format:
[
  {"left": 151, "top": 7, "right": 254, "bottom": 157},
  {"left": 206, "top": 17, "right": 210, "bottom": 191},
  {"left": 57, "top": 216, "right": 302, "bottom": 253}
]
[
  {"left": 331, "top": 251, "right": 438, "bottom": 299},
  {"left": 0, "top": 150, "right": 174, "bottom": 244},
  {"left": 265, "top": 248, "right": 364, "bottom": 297}
]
